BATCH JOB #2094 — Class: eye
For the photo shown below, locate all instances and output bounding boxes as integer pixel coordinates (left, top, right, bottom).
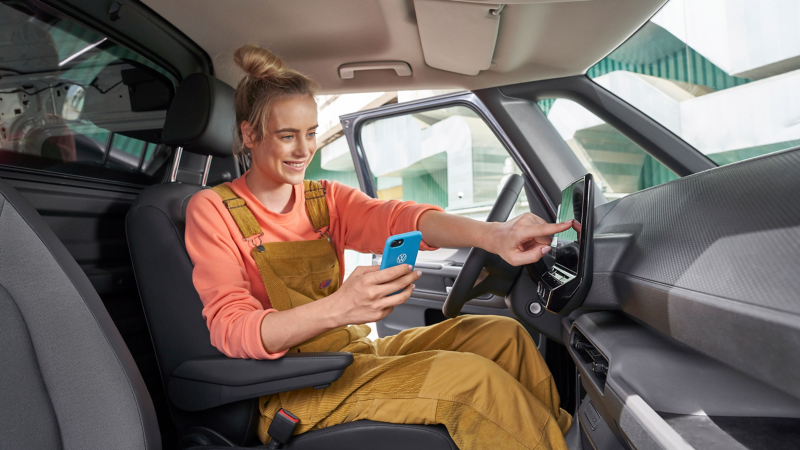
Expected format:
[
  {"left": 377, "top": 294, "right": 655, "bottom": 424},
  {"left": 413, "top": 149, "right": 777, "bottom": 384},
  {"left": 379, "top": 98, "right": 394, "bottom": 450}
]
[
  {"left": 280, "top": 135, "right": 293, "bottom": 141},
  {"left": 307, "top": 131, "right": 318, "bottom": 138}
]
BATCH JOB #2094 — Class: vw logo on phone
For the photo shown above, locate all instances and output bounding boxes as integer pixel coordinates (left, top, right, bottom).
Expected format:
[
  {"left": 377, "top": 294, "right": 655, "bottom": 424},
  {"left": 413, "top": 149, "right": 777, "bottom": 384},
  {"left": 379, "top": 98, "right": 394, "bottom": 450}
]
[{"left": 397, "top": 253, "right": 407, "bottom": 264}]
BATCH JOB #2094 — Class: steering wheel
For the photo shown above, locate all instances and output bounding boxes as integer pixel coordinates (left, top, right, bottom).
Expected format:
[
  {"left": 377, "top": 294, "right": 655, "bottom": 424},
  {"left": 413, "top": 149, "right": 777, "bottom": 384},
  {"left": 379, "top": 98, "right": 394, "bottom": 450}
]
[{"left": 442, "top": 174, "right": 525, "bottom": 318}]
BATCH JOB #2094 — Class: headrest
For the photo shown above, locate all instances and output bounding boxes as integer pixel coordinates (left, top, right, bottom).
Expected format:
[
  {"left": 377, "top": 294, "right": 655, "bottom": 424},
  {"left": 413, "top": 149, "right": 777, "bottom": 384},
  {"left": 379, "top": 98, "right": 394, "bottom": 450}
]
[{"left": 162, "top": 73, "right": 236, "bottom": 158}]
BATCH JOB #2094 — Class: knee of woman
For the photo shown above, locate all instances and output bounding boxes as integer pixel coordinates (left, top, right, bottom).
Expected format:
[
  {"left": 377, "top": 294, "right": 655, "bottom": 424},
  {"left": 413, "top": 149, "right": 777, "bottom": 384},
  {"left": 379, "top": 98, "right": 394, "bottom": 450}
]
[
  {"left": 440, "top": 351, "right": 506, "bottom": 380},
  {"left": 478, "top": 315, "right": 526, "bottom": 338}
]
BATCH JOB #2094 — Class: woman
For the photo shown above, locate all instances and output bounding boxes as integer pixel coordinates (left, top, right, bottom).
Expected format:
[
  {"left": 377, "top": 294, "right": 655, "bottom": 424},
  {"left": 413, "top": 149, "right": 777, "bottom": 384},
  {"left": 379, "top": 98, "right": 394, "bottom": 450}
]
[{"left": 185, "top": 44, "right": 574, "bottom": 450}]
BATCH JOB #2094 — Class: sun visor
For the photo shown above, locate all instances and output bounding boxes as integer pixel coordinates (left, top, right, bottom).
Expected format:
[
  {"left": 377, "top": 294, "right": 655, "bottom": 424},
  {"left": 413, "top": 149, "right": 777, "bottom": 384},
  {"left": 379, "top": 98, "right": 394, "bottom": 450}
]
[{"left": 413, "top": 0, "right": 502, "bottom": 76}]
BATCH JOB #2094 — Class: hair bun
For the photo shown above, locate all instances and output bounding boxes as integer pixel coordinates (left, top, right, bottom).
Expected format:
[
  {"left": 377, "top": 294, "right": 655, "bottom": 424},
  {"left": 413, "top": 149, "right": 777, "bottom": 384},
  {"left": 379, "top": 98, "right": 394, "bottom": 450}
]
[{"left": 234, "top": 44, "right": 287, "bottom": 79}]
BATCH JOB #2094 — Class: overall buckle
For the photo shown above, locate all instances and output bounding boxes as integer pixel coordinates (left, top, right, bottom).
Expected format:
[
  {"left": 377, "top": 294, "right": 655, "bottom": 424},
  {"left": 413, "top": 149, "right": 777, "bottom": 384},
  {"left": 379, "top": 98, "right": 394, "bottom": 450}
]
[
  {"left": 244, "top": 233, "right": 264, "bottom": 250},
  {"left": 221, "top": 197, "right": 246, "bottom": 209}
]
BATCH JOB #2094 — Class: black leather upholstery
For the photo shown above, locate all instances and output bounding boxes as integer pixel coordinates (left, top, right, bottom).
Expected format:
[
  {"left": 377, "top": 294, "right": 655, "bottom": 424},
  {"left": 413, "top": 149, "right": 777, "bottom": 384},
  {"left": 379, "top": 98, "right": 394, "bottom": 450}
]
[
  {"left": 127, "top": 182, "right": 263, "bottom": 445},
  {"left": 161, "top": 73, "right": 236, "bottom": 158},
  {"left": 282, "top": 421, "right": 456, "bottom": 450},
  {"left": 190, "top": 421, "right": 457, "bottom": 450},
  {"left": 169, "top": 353, "right": 354, "bottom": 411},
  {"left": 126, "top": 175, "right": 362, "bottom": 445},
  {"left": 126, "top": 73, "right": 460, "bottom": 449}
]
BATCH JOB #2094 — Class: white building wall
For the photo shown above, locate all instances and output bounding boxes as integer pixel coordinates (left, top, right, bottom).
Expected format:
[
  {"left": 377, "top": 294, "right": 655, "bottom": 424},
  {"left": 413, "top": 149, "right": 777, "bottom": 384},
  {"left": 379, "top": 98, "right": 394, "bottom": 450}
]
[
  {"left": 680, "top": 69, "right": 800, "bottom": 154},
  {"left": 653, "top": 0, "right": 800, "bottom": 78},
  {"left": 579, "top": 69, "right": 800, "bottom": 156}
]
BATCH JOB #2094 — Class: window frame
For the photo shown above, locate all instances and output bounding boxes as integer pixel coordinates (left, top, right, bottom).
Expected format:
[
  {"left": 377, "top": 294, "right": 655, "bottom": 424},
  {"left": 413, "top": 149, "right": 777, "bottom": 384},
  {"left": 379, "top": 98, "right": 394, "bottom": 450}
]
[
  {"left": 499, "top": 75, "right": 717, "bottom": 180},
  {"left": 23, "top": 0, "right": 211, "bottom": 82},
  {"left": 0, "top": 0, "right": 182, "bottom": 188},
  {"left": 339, "top": 91, "right": 556, "bottom": 221}
]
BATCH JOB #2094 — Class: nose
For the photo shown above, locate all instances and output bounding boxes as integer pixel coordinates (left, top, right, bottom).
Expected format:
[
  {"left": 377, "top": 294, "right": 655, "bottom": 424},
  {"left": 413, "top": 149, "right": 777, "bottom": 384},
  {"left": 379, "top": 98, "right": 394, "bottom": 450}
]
[{"left": 296, "top": 135, "right": 315, "bottom": 158}]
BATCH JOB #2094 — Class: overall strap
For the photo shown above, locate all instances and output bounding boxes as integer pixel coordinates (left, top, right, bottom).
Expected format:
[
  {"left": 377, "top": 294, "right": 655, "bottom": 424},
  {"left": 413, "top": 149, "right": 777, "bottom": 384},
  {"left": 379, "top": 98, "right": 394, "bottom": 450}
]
[
  {"left": 210, "top": 184, "right": 263, "bottom": 244},
  {"left": 211, "top": 182, "right": 330, "bottom": 239},
  {"left": 303, "top": 180, "right": 330, "bottom": 233}
]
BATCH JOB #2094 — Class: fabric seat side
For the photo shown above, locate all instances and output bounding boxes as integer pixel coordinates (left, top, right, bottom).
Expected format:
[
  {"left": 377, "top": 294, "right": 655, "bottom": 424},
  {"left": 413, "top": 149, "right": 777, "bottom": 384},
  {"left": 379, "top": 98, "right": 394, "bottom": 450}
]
[{"left": 0, "top": 179, "right": 161, "bottom": 450}]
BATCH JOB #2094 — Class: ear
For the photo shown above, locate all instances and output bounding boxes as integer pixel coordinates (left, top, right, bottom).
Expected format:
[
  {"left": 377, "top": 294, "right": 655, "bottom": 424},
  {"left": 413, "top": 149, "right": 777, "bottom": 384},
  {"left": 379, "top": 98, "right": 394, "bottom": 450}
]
[{"left": 240, "top": 121, "right": 257, "bottom": 148}]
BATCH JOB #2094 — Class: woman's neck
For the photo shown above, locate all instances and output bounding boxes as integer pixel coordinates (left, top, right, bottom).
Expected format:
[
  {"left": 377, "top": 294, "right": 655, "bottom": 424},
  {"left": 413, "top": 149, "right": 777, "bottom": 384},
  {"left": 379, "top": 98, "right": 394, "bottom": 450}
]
[{"left": 245, "top": 170, "right": 296, "bottom": 214}]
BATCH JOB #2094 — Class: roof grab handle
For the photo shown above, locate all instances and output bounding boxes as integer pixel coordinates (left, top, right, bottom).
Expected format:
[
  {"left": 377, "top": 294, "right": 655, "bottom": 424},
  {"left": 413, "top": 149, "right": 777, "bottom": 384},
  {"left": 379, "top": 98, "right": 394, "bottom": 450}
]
[{"left": 338, "top": 61, "right": 412, "bottom": 80}]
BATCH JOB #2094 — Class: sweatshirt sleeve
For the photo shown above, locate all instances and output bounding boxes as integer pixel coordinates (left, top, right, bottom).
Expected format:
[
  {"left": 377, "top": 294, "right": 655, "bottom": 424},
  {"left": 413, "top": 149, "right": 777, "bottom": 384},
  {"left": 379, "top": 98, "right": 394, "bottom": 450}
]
[
  {"left": 184, "top": 190, "right": 287, "bottom": 360},
  {"left": 325, "top": 181, "right": 445, "bottom": 254}
]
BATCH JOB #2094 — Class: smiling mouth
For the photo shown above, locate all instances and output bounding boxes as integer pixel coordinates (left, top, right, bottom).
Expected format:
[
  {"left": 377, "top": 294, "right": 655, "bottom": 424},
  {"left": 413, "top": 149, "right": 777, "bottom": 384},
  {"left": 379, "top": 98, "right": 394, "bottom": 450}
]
[{"left": 284, "top": 161, "right": 305, "bottom": 169}]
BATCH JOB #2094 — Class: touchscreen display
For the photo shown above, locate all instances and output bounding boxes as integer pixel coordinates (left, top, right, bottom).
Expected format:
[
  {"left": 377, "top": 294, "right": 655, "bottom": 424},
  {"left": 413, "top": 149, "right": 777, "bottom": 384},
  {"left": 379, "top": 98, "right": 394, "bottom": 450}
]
[{"left": 552, "top": 177, "right": 585, "bottom": 276}]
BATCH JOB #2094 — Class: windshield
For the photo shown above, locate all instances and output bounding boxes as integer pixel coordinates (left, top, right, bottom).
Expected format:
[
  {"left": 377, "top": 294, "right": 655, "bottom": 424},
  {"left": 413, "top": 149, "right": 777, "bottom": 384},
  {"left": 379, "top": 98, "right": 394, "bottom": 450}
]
[{"left": 588, "top": 0, "right": 800, "bottom": 166}]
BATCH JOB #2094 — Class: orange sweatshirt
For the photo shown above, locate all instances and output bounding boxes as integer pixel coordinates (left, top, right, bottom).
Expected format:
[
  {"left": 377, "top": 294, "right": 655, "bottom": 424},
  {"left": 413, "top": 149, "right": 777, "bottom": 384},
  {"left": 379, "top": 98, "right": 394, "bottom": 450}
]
[{"left": 184, "top": 175, "right": 442, "bottom": 360}]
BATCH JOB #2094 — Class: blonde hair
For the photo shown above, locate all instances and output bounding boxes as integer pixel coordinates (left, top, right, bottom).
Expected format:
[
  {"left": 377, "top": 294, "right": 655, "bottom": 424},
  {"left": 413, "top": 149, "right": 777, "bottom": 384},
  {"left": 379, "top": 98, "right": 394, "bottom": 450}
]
[{"left": 232, "top": 44, "right": 319, "bottom": 164}]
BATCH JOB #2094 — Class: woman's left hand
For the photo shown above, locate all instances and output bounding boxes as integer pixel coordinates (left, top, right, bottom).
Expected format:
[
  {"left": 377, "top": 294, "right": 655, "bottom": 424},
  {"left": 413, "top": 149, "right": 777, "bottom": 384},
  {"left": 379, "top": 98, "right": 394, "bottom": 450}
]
[{"left": 486, "top": 213, "right": 574, "bottom": 266}]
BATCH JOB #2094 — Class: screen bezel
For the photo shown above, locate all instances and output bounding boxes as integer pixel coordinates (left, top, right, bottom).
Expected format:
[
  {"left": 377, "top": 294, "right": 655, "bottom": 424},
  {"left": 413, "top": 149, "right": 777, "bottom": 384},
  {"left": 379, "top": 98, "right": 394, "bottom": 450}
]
[
  {"left": 541, "top": 173, "right": 594, "bottom": 314},
  {"left": 552, "top": 175, "right": 588, "bottom": 277}
]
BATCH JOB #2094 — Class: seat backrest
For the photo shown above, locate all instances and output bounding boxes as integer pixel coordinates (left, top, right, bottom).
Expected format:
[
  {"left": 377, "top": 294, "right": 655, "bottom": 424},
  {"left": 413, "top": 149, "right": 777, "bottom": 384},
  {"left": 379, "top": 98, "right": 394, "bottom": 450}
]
[
  {"left": 127, "top": 182, "right": 218, "bottom": 372},
  {"left": 0, "top": 177, "right": 161, "bottom": 450},
  {"left": 126, "top": 74, "right": 258, "bottom": 443},
  {"left": 128, "top": 72, "right": 236, "bottom": 379}
]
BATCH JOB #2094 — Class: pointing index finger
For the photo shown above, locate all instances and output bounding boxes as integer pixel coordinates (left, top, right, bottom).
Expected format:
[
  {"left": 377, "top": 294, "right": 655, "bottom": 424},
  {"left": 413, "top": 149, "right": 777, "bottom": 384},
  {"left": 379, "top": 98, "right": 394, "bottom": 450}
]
[{"left": 522, "top": 220, "right": 574, "bottom": 240}]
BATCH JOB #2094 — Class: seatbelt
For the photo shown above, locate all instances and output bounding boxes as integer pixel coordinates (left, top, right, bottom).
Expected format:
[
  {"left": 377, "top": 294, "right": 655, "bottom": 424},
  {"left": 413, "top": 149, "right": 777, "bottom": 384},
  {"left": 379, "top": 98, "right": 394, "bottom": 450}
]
[{"left": 266, "top": 408, "right": 300, "bottom": 449}]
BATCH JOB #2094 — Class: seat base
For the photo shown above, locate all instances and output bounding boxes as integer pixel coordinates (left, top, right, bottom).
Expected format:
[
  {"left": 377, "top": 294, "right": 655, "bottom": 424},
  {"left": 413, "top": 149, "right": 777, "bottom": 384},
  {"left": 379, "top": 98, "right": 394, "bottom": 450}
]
[
  {"left": 282, "top": 421, "right": 457, "bottom": 450},
  {"left": 187, "top": 421, "right": 458, "bottom": 450}
]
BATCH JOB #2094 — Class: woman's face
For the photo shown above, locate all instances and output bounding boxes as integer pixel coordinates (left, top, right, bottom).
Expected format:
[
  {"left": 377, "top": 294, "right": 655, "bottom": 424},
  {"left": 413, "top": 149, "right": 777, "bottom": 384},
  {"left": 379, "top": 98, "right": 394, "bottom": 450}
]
[{"left": 244, "top": 95, "right": 319, "bottom": 187}]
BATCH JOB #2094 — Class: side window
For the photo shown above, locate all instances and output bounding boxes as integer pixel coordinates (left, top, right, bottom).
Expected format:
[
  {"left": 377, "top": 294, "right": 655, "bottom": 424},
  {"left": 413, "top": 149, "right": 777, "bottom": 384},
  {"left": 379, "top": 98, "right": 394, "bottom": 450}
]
[
  {"left": 0, "top": 2, "right": 175, "bottom": 185},
  {"left": 539, "top": 99, "right": 678, "bottom": 200},
  {"left": 359, "top": 105, "right": 527, "bottom": 221},
  {"left": 305, "top": 135, "right": 360, "bottom": 188},
  {"left": 587, "top": 0, "right": 800, "bottom": 166}
]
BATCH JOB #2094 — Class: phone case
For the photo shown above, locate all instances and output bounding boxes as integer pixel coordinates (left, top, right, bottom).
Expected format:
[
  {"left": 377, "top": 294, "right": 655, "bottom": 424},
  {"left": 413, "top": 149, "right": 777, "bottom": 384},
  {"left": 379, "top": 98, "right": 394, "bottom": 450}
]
[{"left": 380, "top": 231, "right": 423, "bottom": 271}]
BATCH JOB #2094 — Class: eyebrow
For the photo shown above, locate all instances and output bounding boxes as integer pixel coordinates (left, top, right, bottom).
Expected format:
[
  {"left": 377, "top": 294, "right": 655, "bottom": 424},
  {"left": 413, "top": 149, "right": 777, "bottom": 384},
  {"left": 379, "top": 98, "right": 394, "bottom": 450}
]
[{"left": 274, "top": 125, "right": 319, "bottom": 134}]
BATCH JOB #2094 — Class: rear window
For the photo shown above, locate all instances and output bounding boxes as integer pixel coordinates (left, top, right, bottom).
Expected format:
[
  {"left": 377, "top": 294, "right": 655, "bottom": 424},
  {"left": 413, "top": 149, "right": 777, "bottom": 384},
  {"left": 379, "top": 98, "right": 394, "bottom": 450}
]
[
  {"left": 588, "top": 0, "right": 800, "bottom": 166},
  {"left": 0, "top": 1, "right": 176, "bottom": 185}
]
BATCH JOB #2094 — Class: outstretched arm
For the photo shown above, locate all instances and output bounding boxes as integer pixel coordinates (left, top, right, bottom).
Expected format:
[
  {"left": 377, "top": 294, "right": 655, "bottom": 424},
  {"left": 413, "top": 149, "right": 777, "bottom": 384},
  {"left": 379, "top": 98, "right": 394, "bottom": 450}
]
[{"left": 418, "top": 210, "right": 574, "bottom": 266}]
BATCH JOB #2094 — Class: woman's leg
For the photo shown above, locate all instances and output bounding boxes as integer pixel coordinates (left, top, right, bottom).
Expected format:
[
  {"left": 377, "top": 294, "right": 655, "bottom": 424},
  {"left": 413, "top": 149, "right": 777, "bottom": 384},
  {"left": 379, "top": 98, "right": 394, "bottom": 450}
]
[
  {"left": 375, "top": 315, "right": 571, "bottom": 433},
  {"left": 260, "top": 319, "right": 569, "bottom": 449},
  {"left": 325, "top": 350, "right": 568, "bottom": 450}
]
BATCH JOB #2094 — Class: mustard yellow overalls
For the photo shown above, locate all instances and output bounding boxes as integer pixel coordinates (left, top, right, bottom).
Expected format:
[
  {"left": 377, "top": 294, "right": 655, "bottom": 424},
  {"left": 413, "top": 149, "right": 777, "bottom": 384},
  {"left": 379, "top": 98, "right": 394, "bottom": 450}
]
[{"left": 211, "top": 181, "right": 571, "bottom": 450}]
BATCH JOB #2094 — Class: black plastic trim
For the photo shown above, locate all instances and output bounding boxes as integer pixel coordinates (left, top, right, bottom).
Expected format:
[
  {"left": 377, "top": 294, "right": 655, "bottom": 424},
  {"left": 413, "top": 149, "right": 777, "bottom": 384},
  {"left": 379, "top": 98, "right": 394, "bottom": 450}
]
[
  {"left": 0, "top": 165, "right": 149, "bottom": 192},
  {"left": 33, "top": 0, "right": 212, "bottom": 81}
]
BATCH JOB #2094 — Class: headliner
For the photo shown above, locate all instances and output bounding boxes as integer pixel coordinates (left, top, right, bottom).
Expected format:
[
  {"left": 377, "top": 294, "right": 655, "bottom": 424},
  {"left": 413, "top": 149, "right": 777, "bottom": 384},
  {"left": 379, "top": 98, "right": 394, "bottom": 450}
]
[{"left": 143, "top": 0, "right": 666, "bottom": 94}]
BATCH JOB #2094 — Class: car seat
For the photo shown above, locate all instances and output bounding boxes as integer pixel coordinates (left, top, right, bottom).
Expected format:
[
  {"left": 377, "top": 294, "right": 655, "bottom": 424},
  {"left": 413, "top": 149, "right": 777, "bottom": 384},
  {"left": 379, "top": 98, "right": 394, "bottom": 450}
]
[
  {"left": 0, "top": 171, "right": 458, "bottom": 450},
  {"left": 124, "top": 73, "right": 458, "bottom": 448}
]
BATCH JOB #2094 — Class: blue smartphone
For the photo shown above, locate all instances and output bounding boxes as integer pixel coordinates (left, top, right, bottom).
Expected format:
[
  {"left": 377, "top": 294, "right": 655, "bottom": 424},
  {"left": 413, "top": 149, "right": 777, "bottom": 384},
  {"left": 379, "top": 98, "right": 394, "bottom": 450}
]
[{"left": 380, "top": 231, "right": 422, "bottom": 271}]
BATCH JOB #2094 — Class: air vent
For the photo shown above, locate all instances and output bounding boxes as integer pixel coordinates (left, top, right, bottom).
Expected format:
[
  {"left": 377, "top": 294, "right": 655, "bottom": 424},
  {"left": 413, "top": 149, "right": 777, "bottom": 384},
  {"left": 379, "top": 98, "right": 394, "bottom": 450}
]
[{"left": 572, "top": 329, "right": 608, "bottom": 388}]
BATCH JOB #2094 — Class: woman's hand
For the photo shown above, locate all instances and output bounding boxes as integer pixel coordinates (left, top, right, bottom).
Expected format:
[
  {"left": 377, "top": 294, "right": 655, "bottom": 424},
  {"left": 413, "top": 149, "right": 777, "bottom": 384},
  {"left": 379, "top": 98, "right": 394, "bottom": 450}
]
[
  {"left": 328, "top": 264, "right": 421, "bottom": 326},
  {"left": 486, "top": 213, "right": 574, "bottom": 266}
]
